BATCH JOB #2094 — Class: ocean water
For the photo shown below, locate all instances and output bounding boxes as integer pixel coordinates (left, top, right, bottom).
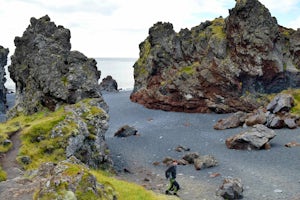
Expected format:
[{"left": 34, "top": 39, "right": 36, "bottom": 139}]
[
  {"left": 96, "top": 57, "right": 136, "bottom": 91},
  {"left": 4, "top": 57, "right": 137, "bottom": 91}
]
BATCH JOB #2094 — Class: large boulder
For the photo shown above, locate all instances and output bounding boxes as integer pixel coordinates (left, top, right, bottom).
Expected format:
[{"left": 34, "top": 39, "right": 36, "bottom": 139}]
[
  {"left": 226, "top": 124, "right": 276, "bottom": 150},
  {"left": 130, "top": 0, "right": 300, "bottom": 113},
  {"left": 217, "top": 177, "right": 243, "bottom": 200},
  {"left": 0, "top": 46, "right": 8, "bottom": 113},
  {"left": 8, "top": 15, "right": 101, "bottom": 116}
]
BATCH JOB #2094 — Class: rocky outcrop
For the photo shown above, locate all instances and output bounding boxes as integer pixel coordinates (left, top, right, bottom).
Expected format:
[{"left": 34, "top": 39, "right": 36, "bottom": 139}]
[
  {"left": 8, "top": 15, "right": 101, "bottom": 116},
  {"left": 0, "top": 46, "right": 8, "bottom": 113},
  {"left": 0, "top": 157, "right": 117, "bottom": 200},
  {"left": 99, "top": 75, "right": 118, "bottom": 93},
  {"left": 130, "top": 0, "right": 300, "bottom": 113},
  {"left": 12, "top": 98, "right": 111, "bottom": 170},
  {"left": 3, "top": 15, "right": 112, "bottom": 170}
]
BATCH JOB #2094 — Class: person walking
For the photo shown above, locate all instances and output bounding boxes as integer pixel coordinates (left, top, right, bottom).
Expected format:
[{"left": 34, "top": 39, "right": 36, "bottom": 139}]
[{"left": 165, "top": 160, "right": 180, "bottom": 196}]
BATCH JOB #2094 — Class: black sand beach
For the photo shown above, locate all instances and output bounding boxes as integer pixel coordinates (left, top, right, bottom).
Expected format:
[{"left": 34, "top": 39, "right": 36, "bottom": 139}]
[{"left": 103, "top": 91, "right": 300, "bottom": 200}]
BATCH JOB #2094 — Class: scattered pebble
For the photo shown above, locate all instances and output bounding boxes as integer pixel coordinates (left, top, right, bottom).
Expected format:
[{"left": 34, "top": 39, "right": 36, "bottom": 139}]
[
  {"left": 209, "top": 172, "right": 220, "bottom": 178},
  {"left": 46, "top": 180, "right": 50, "bottom": 187},
  {"left": 274, "top": 189, "right": 283, "bottom": 193}
]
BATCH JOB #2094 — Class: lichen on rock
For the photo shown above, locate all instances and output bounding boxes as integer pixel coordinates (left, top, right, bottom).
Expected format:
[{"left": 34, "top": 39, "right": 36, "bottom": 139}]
[
  {"left": 15, "top": 98, "right": 111, "bottom": 170},
  {"left": 130, "top": 0, "right": 300, "bottom": 113},
  {"left": 8, "top": 15, "right": 101, "bottom": 117},
  {"left": 34, "top": 156, "right": 117, "bottom": 200}
]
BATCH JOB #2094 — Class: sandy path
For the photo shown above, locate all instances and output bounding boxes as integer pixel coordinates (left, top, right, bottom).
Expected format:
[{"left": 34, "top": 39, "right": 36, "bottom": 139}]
[
  {"left": 0, "top": 131, "right": 23, "bottom": 180},
  {"left": 103, "top": 91, "right": 300, "bottom": 200}
]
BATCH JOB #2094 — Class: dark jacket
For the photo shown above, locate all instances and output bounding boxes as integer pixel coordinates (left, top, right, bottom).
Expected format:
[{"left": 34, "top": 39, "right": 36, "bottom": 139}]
[{"left": 165, "top": 165, "right": 177, "bottom": 179}]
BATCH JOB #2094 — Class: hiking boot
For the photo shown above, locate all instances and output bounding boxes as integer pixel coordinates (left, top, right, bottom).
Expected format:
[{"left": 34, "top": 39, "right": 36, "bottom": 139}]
[
  {"left": 165, "top": 190, "right": 170, "bottom": 195},
  {"left": 174, "top": 192, "right": 179, "bottom": 197}
]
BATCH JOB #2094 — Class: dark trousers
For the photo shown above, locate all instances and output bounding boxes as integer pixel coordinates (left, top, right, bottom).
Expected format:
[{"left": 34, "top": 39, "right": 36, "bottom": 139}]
[{"left": 167, "top": 178, "right": 180, "bottom": 192}]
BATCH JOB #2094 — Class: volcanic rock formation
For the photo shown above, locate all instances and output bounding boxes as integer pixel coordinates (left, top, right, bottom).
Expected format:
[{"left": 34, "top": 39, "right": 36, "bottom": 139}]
[
  {"left": 8, "top": 15, "right": 101, "bottom": 116},
  {"left": 0, "top": 46, "right": 8, "bottom": 113},
  {"left": 130, "top": 0, "right": 300, "bottom": 113},
  {"left": 99, "top": 75, "right": 118, "bottom": 92},
  {"left": 6, "top": 15, "right": 111, "bottom": 169}
]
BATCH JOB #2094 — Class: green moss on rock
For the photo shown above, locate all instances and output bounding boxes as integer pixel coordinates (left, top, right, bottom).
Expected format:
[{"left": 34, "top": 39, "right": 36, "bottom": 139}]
[
  {"left": 0, "top": 166, "right": 7, "bottom": 182},
  {"left": 210, "top": 17, "right": 226, "bottom": 40},
  {"left": 34, "top": 157, "right": 117, "bottom": 200},
  {"left": 281, "top": 89, "right": 300, "bottom": 115},
  {"left": 0, "top": 98, "right": 109, "bottom": 171},
  {"left": 177, "top": 62, "right": 199, "bottom": 76},
  {"left": 135, "top": 39, "right": 151, "bottom": 77}
]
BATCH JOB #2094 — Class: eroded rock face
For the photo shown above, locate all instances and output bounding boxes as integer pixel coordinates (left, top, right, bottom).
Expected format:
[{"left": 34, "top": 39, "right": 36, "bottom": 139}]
[
  {"left": 130, "top": 0, "right": 300, "bottom": 113},
  {"left": 8, "top": 15, "right": 101, "bottom": 116},
  {"left": 0, "top": 157, "right": 117, "bottom": 200},
  {"left": 99, "top": 75, "right": 118, "bottom": 93},
  {"left": 0, "top": 46, "right": 8, "bottom": 113}
]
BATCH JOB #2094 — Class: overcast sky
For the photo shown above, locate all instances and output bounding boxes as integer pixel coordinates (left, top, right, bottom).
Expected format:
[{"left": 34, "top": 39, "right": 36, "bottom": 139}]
[{"left": 1, "top": 0, "right": 300, "bottom": 58}]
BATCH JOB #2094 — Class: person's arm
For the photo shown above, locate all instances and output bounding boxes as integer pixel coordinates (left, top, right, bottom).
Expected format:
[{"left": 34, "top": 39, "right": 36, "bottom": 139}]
[{"left": 165, "top": 167, "right": 171, "bottom": 178}]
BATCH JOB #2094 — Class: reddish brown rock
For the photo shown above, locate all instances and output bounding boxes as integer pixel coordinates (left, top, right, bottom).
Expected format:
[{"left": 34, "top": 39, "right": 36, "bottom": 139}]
[
  {"left": 131, "top": 0, "right": 300, "bottom": 113},
  {"left": 214, "top": 111, "right": 247, "bottom": 130}
]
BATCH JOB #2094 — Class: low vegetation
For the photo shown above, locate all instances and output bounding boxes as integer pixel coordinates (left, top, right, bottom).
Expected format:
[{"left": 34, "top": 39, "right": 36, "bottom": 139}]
[
  {"left": 0, "top": 99, "right": 178, "bottom": 199},
  {"left": 281, "top": 88, "right": 300, "bottom": 116},
  {"left": 91, "top": 170, "right": 178, "bottom": 200}
]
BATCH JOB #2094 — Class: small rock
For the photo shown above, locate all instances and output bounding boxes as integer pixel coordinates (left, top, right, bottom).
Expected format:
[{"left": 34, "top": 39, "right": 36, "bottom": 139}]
[
  {"left": 162, "top": 157, "right": 174, "bottom": 165},
  {"left": 274, "top": 189, "right": 283, "bottom": 193},
  {"left": 175, "top": 145, "right": 190, "bottom": 152},
  {"left": 3, "top": 139, "right": 12, "bottom": 146},
  {"left": 182, "top": 152, "right": 200, "bottom": 164},
  {"left": 152, "top": 161, "right": 160, "bottom": 166},
  {"left": 285, "top": 141, "right": 300, "bottom": 147},
  {"left": 19, "top": 156, "right": 32, "bottom": 165},
  {"left": 209, "top": 173, "right": 221, "bottom": 178},
  {"left": 194, "top": 155, "right": 218, "bottom": 170},
  {"left": 114, "top": 125, "right": 138, "bottom": 137}
]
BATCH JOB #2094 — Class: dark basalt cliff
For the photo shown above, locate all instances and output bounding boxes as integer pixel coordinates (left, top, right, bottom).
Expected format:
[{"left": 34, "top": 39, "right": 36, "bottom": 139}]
[
  {"left": 130, "top": 0, "right": 300, "bottom": 113},
  {"left": 5, "top": 15, "right": 112, "bottom": 170},
  {"left": 8, "top": 15, "right": 102, "bottom": 115},
  {"left": 0, "top": 46, "right": 8, "bottom": 113}
]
